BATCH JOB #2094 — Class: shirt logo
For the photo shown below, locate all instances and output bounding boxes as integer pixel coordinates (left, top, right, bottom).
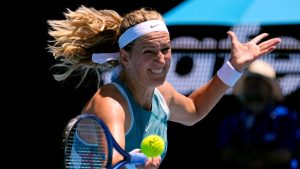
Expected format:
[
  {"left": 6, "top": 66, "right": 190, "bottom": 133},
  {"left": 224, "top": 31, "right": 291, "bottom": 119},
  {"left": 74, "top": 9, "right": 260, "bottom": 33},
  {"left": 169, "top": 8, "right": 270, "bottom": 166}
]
[{"left": 145, "top": 122, "right": 152, "bottom": 132}]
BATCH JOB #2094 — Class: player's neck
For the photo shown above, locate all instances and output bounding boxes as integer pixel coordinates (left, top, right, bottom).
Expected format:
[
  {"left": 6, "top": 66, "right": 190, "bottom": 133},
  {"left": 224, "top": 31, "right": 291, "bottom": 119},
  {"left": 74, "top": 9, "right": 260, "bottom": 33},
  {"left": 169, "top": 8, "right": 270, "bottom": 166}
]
[{"left": 120, "top": 72, "right": 154, "bottom": 111}]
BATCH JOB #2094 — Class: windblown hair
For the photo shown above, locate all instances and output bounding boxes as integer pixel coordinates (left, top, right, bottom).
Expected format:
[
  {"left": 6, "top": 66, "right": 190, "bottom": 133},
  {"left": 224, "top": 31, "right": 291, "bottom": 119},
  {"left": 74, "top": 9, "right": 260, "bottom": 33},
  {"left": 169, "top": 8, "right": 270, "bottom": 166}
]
[{"left": 47, "top": 6, "right": 164, "bottom": 87}]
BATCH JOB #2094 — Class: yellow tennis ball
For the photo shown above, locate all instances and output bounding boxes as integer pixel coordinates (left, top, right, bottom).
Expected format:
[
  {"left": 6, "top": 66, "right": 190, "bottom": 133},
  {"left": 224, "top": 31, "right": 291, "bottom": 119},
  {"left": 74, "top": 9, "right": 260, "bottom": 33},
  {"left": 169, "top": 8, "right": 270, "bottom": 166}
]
[{"left": 141, "top": 134, "right": 165, "bottom": 158}]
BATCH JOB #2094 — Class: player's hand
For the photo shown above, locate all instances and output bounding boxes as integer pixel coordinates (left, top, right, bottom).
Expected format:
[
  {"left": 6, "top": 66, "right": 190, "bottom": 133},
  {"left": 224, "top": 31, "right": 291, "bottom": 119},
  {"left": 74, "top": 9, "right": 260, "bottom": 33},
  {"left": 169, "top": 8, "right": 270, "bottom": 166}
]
[
  {"left": 138, "top": 156, "right": 161, "bottom": 169},
  {"left": 227, "top": 31, "right": 281, "bottom": 72},
  {"left": 130, "top": 149, "right": 161, "bottom": 169}
]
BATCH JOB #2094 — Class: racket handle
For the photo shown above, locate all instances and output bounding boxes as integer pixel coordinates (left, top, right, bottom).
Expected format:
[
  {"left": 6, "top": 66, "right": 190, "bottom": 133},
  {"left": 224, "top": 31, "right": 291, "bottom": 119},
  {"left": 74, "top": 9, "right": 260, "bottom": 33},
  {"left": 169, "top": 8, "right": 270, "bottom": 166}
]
[{"left": 130, "top": 153, "right": 148, "bottom": 165}]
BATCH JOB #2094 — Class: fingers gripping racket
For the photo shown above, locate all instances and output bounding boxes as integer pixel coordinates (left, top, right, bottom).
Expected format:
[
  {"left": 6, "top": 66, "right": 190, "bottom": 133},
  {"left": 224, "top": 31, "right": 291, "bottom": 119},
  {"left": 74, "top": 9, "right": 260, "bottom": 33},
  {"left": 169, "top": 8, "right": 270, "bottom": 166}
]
[{"left": 62, "top": 114, "right": 147, "bottom": 169}]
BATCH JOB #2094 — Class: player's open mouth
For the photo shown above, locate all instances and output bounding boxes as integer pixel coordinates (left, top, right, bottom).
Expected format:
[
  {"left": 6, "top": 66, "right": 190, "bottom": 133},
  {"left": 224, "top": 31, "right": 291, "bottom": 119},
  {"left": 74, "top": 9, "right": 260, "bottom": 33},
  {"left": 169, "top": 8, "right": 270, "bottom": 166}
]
[{"left": 150, "top": 68, "right": 163, "bottom": 74}]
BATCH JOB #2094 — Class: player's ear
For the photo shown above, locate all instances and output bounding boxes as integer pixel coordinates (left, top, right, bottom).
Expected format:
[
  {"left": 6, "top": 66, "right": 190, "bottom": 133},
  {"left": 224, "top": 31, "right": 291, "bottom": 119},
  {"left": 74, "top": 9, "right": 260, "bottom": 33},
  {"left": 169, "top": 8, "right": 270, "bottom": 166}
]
[{"left": 120, "top": 49, "right": 130, "bottom": 66}]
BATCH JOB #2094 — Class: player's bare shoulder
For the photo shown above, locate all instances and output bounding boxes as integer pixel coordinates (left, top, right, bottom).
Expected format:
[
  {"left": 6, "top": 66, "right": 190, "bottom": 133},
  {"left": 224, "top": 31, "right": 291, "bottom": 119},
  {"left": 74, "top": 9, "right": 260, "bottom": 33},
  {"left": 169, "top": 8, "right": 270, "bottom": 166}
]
[
  {"left": 96, "top": 83, "right": 127, "bottom": 106},
  {"left": 98, "top": 83, "right": 121, "bottom": 97},
  {"left": 83, "top": 83, "right": 127, "bottom": 115}
]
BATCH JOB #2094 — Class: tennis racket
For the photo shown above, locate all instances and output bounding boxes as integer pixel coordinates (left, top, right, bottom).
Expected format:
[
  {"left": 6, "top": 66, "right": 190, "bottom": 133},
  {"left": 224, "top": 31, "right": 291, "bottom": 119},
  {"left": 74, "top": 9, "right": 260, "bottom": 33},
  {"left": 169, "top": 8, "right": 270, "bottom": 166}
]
[{"left": 62, "top": 114, "right": 147, "bottom": 169}]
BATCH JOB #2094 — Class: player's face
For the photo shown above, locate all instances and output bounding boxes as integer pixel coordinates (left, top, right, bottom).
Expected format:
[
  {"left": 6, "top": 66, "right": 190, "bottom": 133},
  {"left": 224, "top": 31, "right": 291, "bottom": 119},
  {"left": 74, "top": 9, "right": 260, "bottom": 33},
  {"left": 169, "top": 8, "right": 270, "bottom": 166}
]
[{"left": 125, "top": 31, "right": 171, "bottom": 87}]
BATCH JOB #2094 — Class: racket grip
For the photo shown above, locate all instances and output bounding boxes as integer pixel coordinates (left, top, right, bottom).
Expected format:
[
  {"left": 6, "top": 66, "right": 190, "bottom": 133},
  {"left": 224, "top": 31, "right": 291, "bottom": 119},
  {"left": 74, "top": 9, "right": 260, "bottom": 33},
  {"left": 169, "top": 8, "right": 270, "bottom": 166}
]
[{"left": 130, "top": 153, "right": 148, "bottom": 165}]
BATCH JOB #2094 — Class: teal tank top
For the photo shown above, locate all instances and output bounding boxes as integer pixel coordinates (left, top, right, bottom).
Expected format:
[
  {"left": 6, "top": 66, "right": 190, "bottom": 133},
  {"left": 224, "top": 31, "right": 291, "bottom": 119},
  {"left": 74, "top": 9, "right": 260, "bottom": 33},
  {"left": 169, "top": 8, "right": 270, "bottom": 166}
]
[{"left": 110, "top": 79, "right": 170, "bottom": 162}]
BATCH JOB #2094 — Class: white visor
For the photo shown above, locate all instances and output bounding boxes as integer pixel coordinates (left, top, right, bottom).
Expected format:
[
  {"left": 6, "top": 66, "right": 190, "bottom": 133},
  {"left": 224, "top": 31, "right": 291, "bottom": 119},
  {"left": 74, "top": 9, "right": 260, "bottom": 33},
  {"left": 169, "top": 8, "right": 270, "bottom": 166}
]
[{"left": 118, "top": 20, "right": 169, "bottom": 49}]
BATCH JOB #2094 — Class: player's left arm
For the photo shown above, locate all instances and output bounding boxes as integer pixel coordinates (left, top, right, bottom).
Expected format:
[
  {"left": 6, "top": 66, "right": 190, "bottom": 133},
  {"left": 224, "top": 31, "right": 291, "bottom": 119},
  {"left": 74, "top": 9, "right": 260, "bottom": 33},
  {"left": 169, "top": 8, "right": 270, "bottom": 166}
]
[
  {"left": 159, "top": 78, "right": 228, "bottom": 126},
  {"left": 160, "top": 32, "right": 281, "bottom": 126}
]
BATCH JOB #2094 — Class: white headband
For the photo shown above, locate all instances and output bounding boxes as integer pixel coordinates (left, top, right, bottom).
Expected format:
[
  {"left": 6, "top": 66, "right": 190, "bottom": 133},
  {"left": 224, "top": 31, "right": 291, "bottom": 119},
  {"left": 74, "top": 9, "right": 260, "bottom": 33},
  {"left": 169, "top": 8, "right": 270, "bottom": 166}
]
[
  {"left": 92, "top": 52, "right": 119, "bottom": 64},
  {"left": 118, "top": 20, "right": 169, "bottom": 49}
]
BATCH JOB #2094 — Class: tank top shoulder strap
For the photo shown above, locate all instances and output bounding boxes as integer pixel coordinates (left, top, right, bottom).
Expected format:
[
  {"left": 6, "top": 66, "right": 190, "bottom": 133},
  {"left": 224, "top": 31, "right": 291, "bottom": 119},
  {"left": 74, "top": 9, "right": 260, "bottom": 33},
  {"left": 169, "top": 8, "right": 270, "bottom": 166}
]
[
  {"left": 109, "top": 82, "right": 134, "bottom": 135},
  {"left": 154, "top": 89, "right": 170, "bottom": 120}
]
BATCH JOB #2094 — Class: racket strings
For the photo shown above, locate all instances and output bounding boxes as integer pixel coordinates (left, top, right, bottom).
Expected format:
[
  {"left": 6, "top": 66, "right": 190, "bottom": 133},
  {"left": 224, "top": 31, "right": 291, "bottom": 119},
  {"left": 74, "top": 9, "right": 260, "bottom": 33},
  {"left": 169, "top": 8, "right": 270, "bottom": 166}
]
[{"left": 64, "top": 118, "right": 110, "bottom": 169}]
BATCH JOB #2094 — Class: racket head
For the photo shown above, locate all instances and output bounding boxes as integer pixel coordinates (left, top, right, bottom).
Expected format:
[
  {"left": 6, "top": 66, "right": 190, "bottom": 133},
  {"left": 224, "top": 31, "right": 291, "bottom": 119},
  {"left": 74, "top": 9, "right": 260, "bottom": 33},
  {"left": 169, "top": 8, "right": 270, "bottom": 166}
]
[{"left": 62, "top": 114, "right": 113, "bottom": 169}]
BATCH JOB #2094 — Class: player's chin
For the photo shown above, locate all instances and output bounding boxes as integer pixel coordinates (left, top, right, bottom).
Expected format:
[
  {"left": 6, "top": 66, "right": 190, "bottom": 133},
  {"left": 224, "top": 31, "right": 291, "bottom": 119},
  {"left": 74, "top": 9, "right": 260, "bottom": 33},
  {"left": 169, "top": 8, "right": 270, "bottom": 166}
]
[
  {"left": 149, "top": 78, "right": 166, "bottom": 87},
  {"left": 147, "top": 72, "right": 167, "bottom": 85}
]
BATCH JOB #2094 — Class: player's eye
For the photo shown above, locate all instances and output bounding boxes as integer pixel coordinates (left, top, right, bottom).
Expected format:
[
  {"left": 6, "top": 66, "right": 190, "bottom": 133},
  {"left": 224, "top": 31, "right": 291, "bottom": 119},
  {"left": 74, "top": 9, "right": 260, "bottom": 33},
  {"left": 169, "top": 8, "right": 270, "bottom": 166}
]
[
  {"left": 144, "top": 50, "right": 156, "bottom": 54},
  {"left": 161, "top": 47, "right": 170, "bottom": 54}
]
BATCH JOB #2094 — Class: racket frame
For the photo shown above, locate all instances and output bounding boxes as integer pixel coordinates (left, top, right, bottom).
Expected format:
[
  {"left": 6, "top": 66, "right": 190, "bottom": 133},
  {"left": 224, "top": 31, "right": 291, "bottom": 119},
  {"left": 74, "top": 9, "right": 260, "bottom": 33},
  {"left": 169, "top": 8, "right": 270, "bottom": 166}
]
[{"left": 62, "top": 114, "right": 113, "bottom": 168}]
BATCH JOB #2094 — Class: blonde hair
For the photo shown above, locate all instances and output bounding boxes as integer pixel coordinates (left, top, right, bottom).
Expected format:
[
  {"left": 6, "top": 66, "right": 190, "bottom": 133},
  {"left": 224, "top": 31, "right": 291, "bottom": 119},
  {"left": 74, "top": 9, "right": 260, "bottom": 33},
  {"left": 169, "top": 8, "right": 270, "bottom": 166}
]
[{"left": 47, "top": 6, "right": 164, "bottom": 87}]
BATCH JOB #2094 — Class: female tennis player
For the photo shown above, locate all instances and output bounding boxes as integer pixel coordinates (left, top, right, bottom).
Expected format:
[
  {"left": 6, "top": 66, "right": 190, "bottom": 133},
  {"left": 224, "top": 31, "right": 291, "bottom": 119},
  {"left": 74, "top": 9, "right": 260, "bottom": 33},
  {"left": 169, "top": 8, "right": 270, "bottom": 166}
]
[{"left": 47, "top": 5, "right": 281, "bottom": 169}]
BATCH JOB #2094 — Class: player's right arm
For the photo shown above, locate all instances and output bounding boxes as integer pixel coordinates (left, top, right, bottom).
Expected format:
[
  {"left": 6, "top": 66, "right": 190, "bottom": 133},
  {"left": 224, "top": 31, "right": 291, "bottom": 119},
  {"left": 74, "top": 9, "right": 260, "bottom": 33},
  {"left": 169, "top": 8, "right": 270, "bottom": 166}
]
[
  {"left": 83, "top": 84, "right": 127, "bottom": 165},
  {"left": 83, "top": 84, "right": 162, "bottom": 168}
]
